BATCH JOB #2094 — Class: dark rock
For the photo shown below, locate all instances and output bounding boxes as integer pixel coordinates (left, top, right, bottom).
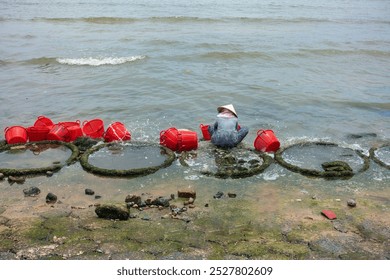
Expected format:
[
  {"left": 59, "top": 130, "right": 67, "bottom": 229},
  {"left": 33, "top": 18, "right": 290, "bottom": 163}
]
[
  {"left": 23, "top": 186, "right": 41, "bottom": 197},
  {"left": 45, "top": 193, "right": 57, "bottom": 204},
  {"left": 46, "top": 171, "right": 54, "bottom": 177},
  {"left": 178, "top": 190, "right": 196, "bottom": 198},
  {"left": 95, "top": 205, "right": 129, "bottom": 220},
  {"left": 204, "top": 203, "right": 209, "bottom": 207},
  {"left": 95, "top": 195, "right": 102, "bottom": 199},
  {"left": 85, "top": 188, "right": 95, "bottom": 195},
  {"left": 125, "top": 194, "right": 142, "bottom": 205},
  {"left": 152, "top": 197, "right": 170, "bottom": 207},
  {"left": 213, "top": 191, "right": 224, "bottom": 199},
  {"left": 227, "top": 192, "right": 237, "bottom": 198}
]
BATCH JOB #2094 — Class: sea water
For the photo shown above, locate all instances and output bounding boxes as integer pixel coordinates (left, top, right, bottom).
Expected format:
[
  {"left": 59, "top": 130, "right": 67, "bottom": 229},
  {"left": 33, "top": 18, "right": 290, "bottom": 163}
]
[{"left": 0, "top": 0, "right": 389, "bottom": 194}]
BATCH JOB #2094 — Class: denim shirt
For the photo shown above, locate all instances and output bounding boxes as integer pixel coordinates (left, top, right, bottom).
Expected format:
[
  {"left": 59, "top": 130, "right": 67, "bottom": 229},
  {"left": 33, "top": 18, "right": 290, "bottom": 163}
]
[{"left": 210, "top": 114, "right": 239, "bottom": 148}]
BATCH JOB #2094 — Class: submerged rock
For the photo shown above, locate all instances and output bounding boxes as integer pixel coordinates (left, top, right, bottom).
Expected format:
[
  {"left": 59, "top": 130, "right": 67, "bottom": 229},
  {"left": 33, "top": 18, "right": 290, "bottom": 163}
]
[
  {"left": 322, "top": 161, "right": 353, "bottom": 172},
  {"left": 95, "top": 204, "right": 129, "bottom": 220},
  {"left": 347, "top": 133, "right": 377, "bottom": 139}
]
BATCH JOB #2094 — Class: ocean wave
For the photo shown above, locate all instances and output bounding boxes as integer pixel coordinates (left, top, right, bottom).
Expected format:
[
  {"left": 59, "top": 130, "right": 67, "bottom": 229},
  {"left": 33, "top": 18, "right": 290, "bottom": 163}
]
[
  {"left": 56, "top": 56, "right": 146, "bottom": 66},
  {"left": 19, "top": 56, "right": 145, "bottom": 66}
]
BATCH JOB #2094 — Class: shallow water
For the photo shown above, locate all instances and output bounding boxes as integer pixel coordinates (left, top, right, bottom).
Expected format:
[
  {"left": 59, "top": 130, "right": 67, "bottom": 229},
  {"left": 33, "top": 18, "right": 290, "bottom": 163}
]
[
  {"left": 0, "top": 0, "right": 389, "bottom": 193},
  {"left": 89, "top": 144, "right": 168, "bottom": 170},
  {"left": 282, "top": 143, "right": 365, "bottom": 171},
  {"left": 0, "top": 144, "right": 71, "bottom": 169}
]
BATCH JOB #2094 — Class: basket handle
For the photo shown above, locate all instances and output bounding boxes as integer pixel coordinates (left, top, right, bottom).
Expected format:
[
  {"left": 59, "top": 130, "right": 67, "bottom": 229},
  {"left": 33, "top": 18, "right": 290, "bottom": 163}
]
[
  {"left": 82, "top": 120, "right": 89, "bottom": 126},
  {"left": 257, "top": 129, "right": 266, "bottom": 135}
]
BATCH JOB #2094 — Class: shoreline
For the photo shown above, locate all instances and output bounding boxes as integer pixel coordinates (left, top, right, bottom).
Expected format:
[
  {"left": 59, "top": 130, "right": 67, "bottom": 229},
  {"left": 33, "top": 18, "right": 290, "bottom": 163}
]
[{"left": 1, "top": 173, "right": 389, "bottom": 260}]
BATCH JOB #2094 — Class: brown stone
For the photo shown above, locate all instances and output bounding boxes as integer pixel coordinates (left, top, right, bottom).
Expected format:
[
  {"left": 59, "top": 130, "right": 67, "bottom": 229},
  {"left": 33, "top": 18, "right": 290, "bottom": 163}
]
[
  {"left": 125, "top": 194, "right": 142, "bottom": 205},
  {"left": 178, "top": 190, "right": 196, "bottom": 198}
]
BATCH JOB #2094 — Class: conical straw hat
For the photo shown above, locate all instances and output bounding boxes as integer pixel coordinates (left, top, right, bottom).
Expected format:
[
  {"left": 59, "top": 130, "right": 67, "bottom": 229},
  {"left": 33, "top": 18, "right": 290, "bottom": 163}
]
[{"left": 217, "top": 104, "right": 237, "bottom": 117}]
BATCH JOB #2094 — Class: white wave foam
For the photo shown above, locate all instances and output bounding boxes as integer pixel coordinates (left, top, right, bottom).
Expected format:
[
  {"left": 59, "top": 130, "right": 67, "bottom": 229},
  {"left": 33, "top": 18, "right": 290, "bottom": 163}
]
[{"left": 56, "top": 56, "right": 145, "bottom": 66}]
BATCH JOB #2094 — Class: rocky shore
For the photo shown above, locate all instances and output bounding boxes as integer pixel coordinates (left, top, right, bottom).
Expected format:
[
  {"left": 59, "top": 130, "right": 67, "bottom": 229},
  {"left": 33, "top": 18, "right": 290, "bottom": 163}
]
[{"left": 0, "top": 179, "right": 389, "bottom": 260}]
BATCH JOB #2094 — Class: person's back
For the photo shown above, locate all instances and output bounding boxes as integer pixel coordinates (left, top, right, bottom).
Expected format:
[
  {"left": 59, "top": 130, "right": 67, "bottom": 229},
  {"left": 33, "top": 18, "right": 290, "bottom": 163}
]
[{"left": 208, "top": 104, "right": 248, "bottom": 149}]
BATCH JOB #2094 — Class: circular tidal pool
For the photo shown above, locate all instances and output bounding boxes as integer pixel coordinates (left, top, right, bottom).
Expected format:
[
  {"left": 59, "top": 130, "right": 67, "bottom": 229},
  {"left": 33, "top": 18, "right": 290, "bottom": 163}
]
[
  {"left": 0, "top": 143, "right": 72, "bottom": 169},
  {"left": 281, "top": 143, "right": 365, "bottom": 172},
  {"left": 88, "top": 143, "right": 169, "bottom": 170}
]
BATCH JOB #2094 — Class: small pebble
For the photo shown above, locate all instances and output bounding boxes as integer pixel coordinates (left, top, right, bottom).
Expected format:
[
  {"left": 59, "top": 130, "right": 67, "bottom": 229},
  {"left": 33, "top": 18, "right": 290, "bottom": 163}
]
[
  {"left": 228, "top": 193, "right": 237, "bottom": 198},
  {"left": 335, "top": 199, "right": 341, "bottom": 202},
  {"left": 204, "top": 203, "right": 209, "bottom": 207},
  {"left": 213, "top": 191, "right": 224, "bottom": 199},
  {"left": 85, "top": 188, "right": 95, "bottom": 195},
  {"left": 46, "top": 171, "right": 54, "bottom": 177},
  {"left": 347, "top": 199, "right": 357, "bottom": 207},
  {"left": 296, "top": 199, "right": 302, "bottom": 202},
  {"left": 95, "top": 195, "right": 102, "bottom": 199}
]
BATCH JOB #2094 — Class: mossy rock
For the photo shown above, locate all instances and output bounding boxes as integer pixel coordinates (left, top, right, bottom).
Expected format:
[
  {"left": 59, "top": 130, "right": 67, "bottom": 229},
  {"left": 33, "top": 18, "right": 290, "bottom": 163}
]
[
  {"left": 95, "top": 204, "right": 129, "bottom": 221},
  {"left": 181, "top": 148, "right": 273, "bottom": 179}
]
